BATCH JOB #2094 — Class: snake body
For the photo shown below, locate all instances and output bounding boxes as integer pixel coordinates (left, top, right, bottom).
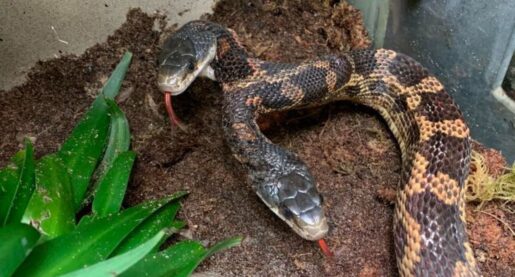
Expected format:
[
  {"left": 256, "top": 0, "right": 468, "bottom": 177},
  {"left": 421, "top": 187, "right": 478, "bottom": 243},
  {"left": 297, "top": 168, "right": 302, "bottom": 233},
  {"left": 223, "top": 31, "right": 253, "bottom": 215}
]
[{"left": 158, "top": 21, "right": 481, "bottom": 276}]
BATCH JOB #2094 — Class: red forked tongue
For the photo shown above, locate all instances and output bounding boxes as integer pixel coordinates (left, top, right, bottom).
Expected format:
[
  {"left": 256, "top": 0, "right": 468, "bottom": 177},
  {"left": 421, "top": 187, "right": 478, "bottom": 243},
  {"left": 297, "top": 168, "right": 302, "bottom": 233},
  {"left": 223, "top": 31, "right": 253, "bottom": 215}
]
[
  {"left": 164, "top": 91, "right": 188, "bottom": 132},
  {"left": 318, "top": 239, "right": 333, "bottom": 257}
]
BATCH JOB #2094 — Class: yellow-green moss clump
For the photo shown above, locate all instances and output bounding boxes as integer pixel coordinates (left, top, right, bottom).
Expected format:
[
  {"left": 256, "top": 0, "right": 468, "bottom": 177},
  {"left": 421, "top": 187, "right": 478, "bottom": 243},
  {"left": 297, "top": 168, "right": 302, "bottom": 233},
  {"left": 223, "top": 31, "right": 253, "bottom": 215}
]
[{"left": 466, "top": 151, "right": 515, "bottom": 209}]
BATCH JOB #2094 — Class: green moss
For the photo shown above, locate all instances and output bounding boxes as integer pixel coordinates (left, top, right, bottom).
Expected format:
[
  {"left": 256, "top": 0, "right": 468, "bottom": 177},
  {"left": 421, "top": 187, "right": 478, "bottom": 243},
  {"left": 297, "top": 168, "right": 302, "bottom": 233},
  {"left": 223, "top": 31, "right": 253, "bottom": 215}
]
[{"left": 466, "top": 151, "right": 515, "bottom": 209}]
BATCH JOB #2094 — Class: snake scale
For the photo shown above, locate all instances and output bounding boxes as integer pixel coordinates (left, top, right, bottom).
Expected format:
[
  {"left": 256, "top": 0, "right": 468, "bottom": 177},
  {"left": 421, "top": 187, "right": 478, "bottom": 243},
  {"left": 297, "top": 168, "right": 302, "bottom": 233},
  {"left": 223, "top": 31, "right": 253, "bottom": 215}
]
[{"left": 157, "top": 20, "right": 481, "bottom": 276}]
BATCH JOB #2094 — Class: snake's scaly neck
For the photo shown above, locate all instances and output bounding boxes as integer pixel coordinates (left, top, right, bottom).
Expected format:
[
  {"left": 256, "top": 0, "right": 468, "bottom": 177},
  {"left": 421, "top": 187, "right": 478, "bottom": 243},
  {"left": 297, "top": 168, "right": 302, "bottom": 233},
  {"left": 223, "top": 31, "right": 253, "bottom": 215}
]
[
  {"left": 173, "top": 21, "right": 255, "bottom": 84},
  {"left": 193, "top": 21, "right": 258, "bottom": 83}
]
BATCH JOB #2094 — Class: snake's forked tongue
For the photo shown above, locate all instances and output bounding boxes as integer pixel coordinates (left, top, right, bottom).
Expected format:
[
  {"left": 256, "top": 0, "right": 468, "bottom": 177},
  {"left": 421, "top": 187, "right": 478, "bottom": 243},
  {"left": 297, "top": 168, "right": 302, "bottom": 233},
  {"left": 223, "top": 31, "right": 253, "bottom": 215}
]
[
  {"left": 164, "top": 91, "right": 188, "bottom": 132},
  {"left": 318, "top": 239, "right": 333, "bottom": 257}
]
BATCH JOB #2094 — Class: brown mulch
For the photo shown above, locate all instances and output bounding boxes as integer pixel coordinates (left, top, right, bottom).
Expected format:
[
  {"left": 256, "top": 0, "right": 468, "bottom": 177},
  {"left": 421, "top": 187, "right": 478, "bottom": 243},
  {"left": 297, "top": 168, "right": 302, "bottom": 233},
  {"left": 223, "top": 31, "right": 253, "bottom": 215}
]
[{"left": 1, "top": 1, "right": 513, "bottom": 276}]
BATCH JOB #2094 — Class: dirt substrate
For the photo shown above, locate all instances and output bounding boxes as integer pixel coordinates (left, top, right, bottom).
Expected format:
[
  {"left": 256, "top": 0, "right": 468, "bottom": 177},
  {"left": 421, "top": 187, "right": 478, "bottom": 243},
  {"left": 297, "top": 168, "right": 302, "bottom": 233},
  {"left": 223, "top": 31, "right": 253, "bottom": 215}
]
[{"left": 1, "top": 1, "right": 513, "bottom": 276}]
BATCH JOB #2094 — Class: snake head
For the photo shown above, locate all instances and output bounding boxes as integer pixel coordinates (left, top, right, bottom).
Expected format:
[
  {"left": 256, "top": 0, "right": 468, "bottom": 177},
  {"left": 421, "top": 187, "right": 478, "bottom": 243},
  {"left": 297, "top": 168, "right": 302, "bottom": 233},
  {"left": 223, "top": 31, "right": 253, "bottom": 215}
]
[
  {"left": 257, "top": 171, "right": 328, "bottom": 241},
  {"left": 157, "top": 29, "right": 217, "bottom": 95}
]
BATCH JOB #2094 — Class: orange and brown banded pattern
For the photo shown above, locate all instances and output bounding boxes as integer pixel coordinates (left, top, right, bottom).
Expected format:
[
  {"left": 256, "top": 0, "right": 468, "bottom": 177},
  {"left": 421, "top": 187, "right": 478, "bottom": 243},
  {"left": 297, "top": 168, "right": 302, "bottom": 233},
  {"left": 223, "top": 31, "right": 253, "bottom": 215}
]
[{"left": 167, "top": 21, "right": 481, "bottom": 276}]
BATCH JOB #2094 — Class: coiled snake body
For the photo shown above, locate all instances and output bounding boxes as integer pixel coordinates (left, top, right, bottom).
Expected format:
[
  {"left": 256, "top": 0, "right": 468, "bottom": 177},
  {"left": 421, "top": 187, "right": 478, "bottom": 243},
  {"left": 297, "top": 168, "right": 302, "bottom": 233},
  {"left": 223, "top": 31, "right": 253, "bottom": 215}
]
[{"left": 158, "top": 21, "right": 480, "bottom": 276}]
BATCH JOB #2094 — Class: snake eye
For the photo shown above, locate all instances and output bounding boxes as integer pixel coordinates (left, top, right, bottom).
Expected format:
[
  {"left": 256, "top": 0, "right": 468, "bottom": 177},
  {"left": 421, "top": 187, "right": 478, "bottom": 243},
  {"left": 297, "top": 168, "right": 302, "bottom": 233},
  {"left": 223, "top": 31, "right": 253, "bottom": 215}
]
[{"left": 187, "top": 62, "right": 195, "bottom": 71}]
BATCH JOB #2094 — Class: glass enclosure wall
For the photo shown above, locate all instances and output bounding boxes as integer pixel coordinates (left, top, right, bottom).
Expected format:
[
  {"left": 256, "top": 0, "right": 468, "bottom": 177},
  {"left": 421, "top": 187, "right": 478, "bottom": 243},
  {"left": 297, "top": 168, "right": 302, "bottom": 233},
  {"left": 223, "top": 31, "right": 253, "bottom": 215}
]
[{"left": 350, "top": 0, "right": 515, "bottom": 162}]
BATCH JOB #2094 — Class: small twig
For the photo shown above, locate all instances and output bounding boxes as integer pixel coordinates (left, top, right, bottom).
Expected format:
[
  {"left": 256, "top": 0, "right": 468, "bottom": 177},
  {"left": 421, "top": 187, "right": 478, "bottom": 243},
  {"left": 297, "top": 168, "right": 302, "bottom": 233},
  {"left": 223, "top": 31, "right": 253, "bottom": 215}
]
[
  {"left": 479, "top": 210, "right": 515, "bottom": 237},
  {"left": 500, "top": 202, "right": 515, "bottom": 214},
  {"left": 291, "top": 252, "right": 311, "bottom": 258},
  {"left": 51, "top": 26, "right": 69, "bottom": 45},
  {"left": 318, "top": 110, "right": 331, "bottom": 139}
]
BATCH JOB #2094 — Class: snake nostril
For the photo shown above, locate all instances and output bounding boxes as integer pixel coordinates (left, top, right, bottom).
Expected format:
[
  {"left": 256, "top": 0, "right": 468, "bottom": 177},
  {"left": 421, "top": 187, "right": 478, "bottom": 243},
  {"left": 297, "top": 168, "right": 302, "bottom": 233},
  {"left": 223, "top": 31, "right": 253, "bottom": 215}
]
[{"left": 280, "top": 203, "right": 294, "bottom": 220}]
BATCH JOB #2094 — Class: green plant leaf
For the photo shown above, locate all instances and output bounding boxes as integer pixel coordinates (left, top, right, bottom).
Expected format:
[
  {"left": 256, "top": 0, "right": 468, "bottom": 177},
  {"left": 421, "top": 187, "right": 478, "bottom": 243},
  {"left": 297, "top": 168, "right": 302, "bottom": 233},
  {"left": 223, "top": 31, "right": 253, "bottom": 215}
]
[
  {"left": 14, "top": 197, "right": 173, "bottom": 277},
  {"left": 0, "top": 166, "right": 19, "bottom": 226},
  {"left": 76, "top": 214, "right": 94, "bottom": 227},
  {"left": 58, "top": 52, "right": 132, "bottom": 210},
  {"left": 92, "top": 151, "right": 136, "bottom": 216},
  {"left": 24, "top": 154, "right": 75, "bottom": 238},
  {"left": 90, "top": 99, "right": 131, "bottom": 196},
  {"left": 165, "top": 220, "right": 187, "bottom": 240},
  {"left": 120, "top": 240, "right": 205, "bottom": 277},
  {"left": 58, "top": 231, "right": 165, "bottom": 277},
  {"left": 0, "top": 139, "right": 35, "bottom": 226},
  {"left": 111, "top": 200, "right": 183, "bottom": 256},
  {"left": 100, "top": 98, "right": 131, "bottom": 171},
  {"left": 169, "top": 220, "right": 187, "bottom": 231},
  {"left": 59, "top": 95, "right": 110, "bottom": 210},
  {"left": 149, "top": 220, "right": 186, "bottom": 254},
  {"left": 0, "top": 223, "right": 40, "bottom": 277},
  {"left": 174, "top": 236, "right": 243, "bottom": 277},
  {"left": 102, "top": 52, "right": 133, "bottom": 99},
  {"left": 58, "top": 94, "right": 110, "bottom": 210},
  {"left": 121, "top": 236, "right": 242, "bottom": 277}
]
